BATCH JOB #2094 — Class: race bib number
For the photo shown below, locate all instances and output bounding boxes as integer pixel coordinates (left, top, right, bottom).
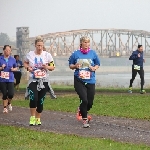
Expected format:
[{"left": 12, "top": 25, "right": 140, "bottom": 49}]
[
  {"left": 34, "top": 69, "right": 46, "bottom": 79},
  {"left": 1, "top": 71, "right": 9, "bottom": 79},
  {"left": 79, "top": 70, "right": 91, "bottom": 79},
  {"left": 134, "top": 65, "right": 140, "bottom": 70}
]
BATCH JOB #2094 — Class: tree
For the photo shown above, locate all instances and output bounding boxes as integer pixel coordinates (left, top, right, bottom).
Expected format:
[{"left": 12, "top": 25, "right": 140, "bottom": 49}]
[{"left": 0, "top": 33, "right": 16, "bottom": 46}]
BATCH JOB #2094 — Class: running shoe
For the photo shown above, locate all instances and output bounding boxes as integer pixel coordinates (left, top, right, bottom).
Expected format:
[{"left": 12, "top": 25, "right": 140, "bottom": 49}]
[
  {"left": 83, "top": 119, "right": 90, "bottom": 128},
  {"left": 140, "top": 90, "right": 146, "bottom": 94},
  {"left": 76, "top": 107, "right": 82, "bottom": 120},
  {"left": 128, "top": 87, "right": 132, "bottom": 93},
  {"left": 29, "top": 116, "right": 35, "bottom": 126},
  {"left": 3, "top": 108, "right": 8, "bottom": 113},
  {"left": 35, "top": 118, "right": 41, "bottom": 125},
  {"left": 8, "top": 104, "right": 12, "bottom": 111},
  {"left": 76, "top": 107, "right": 92, "bottom": 121}
]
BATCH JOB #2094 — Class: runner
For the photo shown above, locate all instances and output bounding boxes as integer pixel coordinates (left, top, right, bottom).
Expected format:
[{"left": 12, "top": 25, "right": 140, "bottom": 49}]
[
  {"left": 43, "top": 46, "right": 57, "bottom": 99},
  {"left": 0, "top": 45, "right": 18, "bottom": 113},
  {"left": 14, "top": 55, "right": 23, "bottom": 91},
  {"left": 128, "top": 44, "right": 146, "bottom": 94},
  {"left": 24, "top": 36, "right": 55, "bottom": 126},
  {"left": 68, "top": 36, "right": 100, "bottom": 128}
]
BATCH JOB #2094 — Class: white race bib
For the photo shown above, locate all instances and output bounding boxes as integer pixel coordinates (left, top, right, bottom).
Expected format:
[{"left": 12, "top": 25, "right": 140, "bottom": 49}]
[
  {"left": 134, "top": 65, "right": 140, "bottom": 70},
  {"left": 34, "top": 69, "right": 46, "bottom": 79},
  {"left": 1, "top": 71, "right": 9, "bottom": 79},
  {"left": 79, "top": 70, "right": 91, "bottom": 79}
]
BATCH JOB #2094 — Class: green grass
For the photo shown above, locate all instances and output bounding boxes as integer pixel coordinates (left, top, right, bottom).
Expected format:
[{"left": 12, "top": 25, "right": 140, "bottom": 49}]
[
  {"left": 18, "top": 83, "right": 150, "bottom": 93},
  {"left": 0, "top": 125, "right": 149, "bottom": 150},
  {"left": 11, "top": 94, "right": 150, "bottom": 120}
]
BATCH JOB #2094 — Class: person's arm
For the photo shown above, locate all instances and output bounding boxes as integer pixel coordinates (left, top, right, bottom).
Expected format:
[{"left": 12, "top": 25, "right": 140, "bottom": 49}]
[
  {"left": 23, "top": 53, "right": 33, "bottom": 72},
  {"left": 129, "top": 52, "right": 138, "bottom": 60},
  {"left": 19, "top": 60, "right": 24, "bottom": 68},
  {"left": 68, "top": 52, "right": 79, "bottom": 70},
  {"left": 11, "top": 60, "right": 18, "bottom": 71},
  {"left": 89, "top": 52, "right": 100, "bottom": 71},
  {"left": 42, "top": 53, "right": 55, "bottom": 71}
]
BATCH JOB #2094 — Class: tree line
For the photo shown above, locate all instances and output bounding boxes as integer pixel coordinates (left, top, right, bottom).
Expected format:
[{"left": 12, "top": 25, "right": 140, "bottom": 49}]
[{"left": 0, "top": 33, "right": 16, "bottom": 47}]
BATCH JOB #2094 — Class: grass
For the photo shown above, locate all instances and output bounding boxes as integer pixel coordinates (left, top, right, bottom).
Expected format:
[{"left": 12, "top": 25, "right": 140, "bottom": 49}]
[
  {"left": 11, "top": 94, "right": 150, "bottom": 120},
  {"left": 18, "top": 83, "right": 150, "bottom": 93},
  {"left": 0, "top": 125, "right": 150, "bottom": 150}
]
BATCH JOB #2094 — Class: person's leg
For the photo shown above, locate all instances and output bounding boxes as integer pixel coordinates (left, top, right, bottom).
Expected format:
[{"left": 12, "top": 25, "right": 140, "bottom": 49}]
[
  {"left": 35, "top": 82, "right": 48, "bottom": 125},
  {"left": 138, "top": 68, "right": 145, "bottom": 93},
  {"left": 0, "top": 82, "right": 8, "bottom": 113},
  {"left": 28, "top": 82, "right": 38, "bottom": 125},
  {"left": 7, "top": 82, "right": 14, "bottom": 111},
  {"left": 13, "top": 72, "right": 17, "bottom": 87},
  {"left": 86, "top": 83, "right": 95, "bottom": 112},
  {"left": 74, "top": 76, "right": 88, "bottom": 119},
  {"left": 129, "top": 68, "right": 137, "bottom": 93},
  {"left": 15, "top": 72, "right": 21, "bottom": 91}
]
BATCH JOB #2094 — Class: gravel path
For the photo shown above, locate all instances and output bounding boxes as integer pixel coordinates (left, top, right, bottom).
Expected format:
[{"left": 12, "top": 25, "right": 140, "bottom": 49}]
[{"left": 0, "top": 105, "right": 150, "bottom": 146}]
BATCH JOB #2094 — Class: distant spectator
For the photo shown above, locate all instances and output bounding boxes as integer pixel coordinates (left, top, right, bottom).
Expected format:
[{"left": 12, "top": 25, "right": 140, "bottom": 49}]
[{"left": 14, "top": 55, "right": 23, "bottom": 91}]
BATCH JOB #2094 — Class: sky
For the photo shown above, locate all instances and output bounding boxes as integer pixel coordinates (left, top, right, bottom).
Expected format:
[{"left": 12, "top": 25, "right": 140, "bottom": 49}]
[{"left": 0, "top": 0, "right": 150, "bottom": 38}]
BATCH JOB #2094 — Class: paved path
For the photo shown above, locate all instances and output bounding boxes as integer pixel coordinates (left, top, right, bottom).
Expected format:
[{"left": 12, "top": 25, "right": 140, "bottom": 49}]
[{"left": 0, "top": 106, "right": 150, "bottom": 146}]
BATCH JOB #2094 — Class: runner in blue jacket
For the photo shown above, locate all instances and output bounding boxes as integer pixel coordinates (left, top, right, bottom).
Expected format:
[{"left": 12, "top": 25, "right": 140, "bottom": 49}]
[{"left": 128, "top": 45, "right": 146, "bottom": 94}]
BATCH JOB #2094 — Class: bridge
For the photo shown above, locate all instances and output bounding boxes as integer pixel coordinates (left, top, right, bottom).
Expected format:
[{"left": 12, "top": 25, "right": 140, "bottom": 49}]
[{"left": 16, "top": 27, "right": 150, "bottom": 58}]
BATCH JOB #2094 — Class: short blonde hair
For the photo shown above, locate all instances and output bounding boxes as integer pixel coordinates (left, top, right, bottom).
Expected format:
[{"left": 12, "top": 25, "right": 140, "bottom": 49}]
[
  {"left": 80, "top": 36, "right": 90, "bottom": 47},
  {"left": 35, "top": 36, "right": 44, "bottom": 45},
  {"left": 80, "top": 36, "right": 90, "bottom": 44}
]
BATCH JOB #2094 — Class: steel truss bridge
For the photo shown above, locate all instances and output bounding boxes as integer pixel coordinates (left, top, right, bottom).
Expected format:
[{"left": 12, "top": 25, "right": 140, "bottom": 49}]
[{"left": 16, "top": 28, "right": 150, "bottom": 57}]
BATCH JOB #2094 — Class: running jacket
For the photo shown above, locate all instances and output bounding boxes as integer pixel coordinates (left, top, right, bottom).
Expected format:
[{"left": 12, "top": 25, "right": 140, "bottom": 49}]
[{"left": 129, "top": 50, "right": 144, "bottom": 67}]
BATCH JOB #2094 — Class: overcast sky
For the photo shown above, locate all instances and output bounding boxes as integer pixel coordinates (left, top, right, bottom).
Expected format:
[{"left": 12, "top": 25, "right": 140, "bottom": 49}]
[{"left": 0, "top": 0, "right": 150, "bottom": 38}]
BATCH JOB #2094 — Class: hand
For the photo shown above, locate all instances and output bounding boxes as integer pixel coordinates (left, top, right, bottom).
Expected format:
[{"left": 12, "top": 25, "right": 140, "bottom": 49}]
[
  {"left": 2, "top": 64, "right": 6, "bottom": 69},
  {"left": 89, "top": 66, "right": 96, "bottom": 71},
  {"left": 28, "top": 67, "right": 33, "bottom": 72},
  {"left": 143, "top": 59, "right": 145, "bottom": 63},
  {"left": 42, "top": 64, "right": 48, "bottom": 70},
  {"left": 11, "top": 67, "right": 16, "bottom": 71},
  {"left": 75, "top": 63, "right": 80, "bottom": 69},
  {"left": 138, "top": 53, "right": 140, "bottom": 57}
]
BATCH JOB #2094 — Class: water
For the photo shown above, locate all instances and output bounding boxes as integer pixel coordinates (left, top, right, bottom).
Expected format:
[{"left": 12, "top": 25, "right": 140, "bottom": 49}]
[
  {"left": 49, "top": 73, "right": 150, "bottom": 88},
  {"left": 25, "top": 57, "right": 150, "bottom": 88}
]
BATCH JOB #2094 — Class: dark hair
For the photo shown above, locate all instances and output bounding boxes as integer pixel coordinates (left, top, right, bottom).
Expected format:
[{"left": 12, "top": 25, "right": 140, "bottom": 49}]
[
  {"left": 3, "top": 45, "right": 11, "bottom": 50},
  {"left": 0, "top": 53, "right": 3, "bottom": 56},
  {"left": 138, "top": 45, "right": 142, "bottom": 48},
  {"left": 14, "top": 55, "right": 19, "bottom": 59}
]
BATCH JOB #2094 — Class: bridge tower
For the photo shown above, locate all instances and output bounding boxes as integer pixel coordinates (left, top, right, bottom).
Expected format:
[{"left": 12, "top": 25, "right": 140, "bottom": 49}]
[{"left": 16, "top": 27, "right": 29, "bottom": 60}]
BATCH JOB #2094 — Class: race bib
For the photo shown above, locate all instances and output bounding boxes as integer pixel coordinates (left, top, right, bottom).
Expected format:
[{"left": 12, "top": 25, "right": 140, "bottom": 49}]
[
  {"left": 79, "top": 70, "right": 91, "bottom": 79},
  {"left": 34, "top": 69, "right": 46, "bottom": 79},
  {"left": 1, "top": 71, "right": 9, "bottom": 79},
  {"left": 134, "top": 65, "right": 140, "bottom": 70}
]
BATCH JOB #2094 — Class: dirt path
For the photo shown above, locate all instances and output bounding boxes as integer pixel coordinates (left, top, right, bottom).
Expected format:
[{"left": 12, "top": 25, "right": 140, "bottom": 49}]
[{"left": 0, "top": 105, "right": 150, "bottom": 146}]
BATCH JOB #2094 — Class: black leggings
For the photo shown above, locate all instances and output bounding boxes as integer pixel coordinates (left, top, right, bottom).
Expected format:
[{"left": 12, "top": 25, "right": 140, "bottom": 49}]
[
  {"left": 14, "top": 72, "right": 22, "bottom": 85},
  {"left": 0, "top": 82, "right": 14, "bottom": 100},
  {"left": 28, "top": 82, "right": 48, "bottom": 113},
  {"left": 130, "top": 67, "right": 144, "bottom": 90},
  {"left": 74, "top": 76, "right": 95, "bottom": 118}
]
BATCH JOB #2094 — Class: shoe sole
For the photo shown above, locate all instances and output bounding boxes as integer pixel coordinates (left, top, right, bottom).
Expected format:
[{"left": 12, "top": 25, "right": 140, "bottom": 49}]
[
  {"left": 83, "top": 125, "right": 90, "bottom": 128},
  {"left": 29, "top": 124, "right": 35, "bottom": 126},
  {"left": 3, "top": 111, "right": 8, "bottom": 113}
]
